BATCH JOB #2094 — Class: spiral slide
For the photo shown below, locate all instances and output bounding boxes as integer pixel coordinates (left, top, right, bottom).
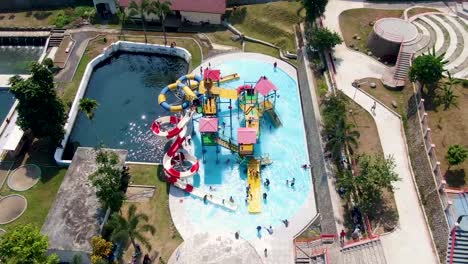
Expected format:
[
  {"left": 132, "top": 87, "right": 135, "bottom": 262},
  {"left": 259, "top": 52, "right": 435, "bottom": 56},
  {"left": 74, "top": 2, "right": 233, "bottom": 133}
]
[{"left": 151, "top": 110, "right": 199, "bottom": 179}]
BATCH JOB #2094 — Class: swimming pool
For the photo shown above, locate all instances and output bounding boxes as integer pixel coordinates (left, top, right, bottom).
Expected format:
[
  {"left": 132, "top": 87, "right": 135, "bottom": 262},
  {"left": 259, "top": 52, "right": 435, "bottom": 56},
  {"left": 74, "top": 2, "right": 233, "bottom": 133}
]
[
  {"left": 64, "top": 52, "right": 188, "bottom": 162},
  {"left": 181, "top": 57, "right": 312, "bottom": 239},
  {"left": 0, "top": 89, "right": 15, "bottom": 123},
  {"left": 0, "top": 46, "right": 44, "bottom": 75}
]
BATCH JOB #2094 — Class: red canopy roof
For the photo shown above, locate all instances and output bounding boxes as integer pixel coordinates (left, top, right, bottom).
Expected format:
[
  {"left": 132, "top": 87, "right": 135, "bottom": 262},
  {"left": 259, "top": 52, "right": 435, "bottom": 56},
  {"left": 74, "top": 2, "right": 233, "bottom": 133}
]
[
  {"left": 255, "top": 76, "right": 278, "bottom": 96},
  {"left": 203, "top": 69, "right": 221, "bottom": 81},
  {"left": 119, "top": 0, "right": 226, "bottom": 14}
]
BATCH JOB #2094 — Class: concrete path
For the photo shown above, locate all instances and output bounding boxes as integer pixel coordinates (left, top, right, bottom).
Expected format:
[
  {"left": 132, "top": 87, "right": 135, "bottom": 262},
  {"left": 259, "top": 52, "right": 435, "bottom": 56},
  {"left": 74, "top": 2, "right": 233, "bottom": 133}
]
[
  {"left": 323, "top": 0, "right": 438, "bottom": 263},
  {"left": 169, "top": 52, "right": 318, "bottom": 264},
  {"left": 55, "top": 31, "right": 98, "bottom": 83}
]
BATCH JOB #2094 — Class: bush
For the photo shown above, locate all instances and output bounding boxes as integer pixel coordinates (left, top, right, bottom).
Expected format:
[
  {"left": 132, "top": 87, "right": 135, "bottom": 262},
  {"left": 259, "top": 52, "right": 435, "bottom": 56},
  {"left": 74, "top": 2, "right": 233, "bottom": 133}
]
[
  {"left": 42, "top": 58, "right": 54, "bottom": 68},
  {"left": 52, "top": 10, "right": 73, "bottom": 28}
]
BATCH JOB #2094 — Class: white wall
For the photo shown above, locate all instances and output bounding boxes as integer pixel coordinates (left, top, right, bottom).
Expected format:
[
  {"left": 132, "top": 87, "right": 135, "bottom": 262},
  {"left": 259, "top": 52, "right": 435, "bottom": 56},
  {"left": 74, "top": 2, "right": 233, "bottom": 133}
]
[
  {"left": 181, "top": 11, "right": 221, "bottom": 24},
  {"left": 54, "top": 41, "right": 191, "bottom": 166}
]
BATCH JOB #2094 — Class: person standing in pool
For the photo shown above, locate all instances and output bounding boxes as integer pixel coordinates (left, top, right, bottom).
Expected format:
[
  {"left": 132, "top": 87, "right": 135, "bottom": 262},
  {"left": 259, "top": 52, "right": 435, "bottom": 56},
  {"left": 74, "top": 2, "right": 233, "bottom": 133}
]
[
  {"left": 263, "top": 192, "right": 267, "bottom": 200},
  {"left": 291, "top": 178, "right": 296, "bottom": 188}
]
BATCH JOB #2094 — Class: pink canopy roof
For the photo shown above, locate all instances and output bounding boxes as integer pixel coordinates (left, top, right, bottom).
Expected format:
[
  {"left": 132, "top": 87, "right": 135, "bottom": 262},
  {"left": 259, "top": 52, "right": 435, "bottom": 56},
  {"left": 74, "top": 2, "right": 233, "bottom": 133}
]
[
  {"left": 255, "top": 77, "right": 278, "bottom": 96},
  {"left": 237, "top": 128, "right": 257, "bottom": 144},
  {"left": 203, "top": 69, "right": 221, "bottom": 81},
  {"left": 199, "top": 117, "right": 218, "bottom": 132},
  {"left": 119, "top": 0, "right": 226, "bottom": 14}
]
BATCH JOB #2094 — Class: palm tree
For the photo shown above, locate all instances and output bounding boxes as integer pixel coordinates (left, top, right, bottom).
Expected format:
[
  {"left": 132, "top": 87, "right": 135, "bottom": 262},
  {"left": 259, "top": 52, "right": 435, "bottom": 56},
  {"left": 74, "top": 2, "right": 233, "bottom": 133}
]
[
  {"left": 79, "top": 98, "right": 99, "bottom": 120},
  {"left": 326, "top": 119, "right": 360, "bottom": 162},
  {"left": 128, "top": 0, "right": 155, "bottom": 44},
  {"left": 409, "top": 46, "right": 447, "bottom": 96},
  {"left": 153, "top": 0, "right": 172, "bottom": 46},
  {"left": 108, "top": 204, "right": 156, "bottom": 252}
]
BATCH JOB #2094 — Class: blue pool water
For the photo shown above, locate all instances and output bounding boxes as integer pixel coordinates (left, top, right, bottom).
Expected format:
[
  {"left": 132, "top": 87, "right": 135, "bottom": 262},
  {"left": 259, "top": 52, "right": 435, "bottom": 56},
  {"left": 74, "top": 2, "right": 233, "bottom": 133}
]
[
  {"left": 0, "top": 89, "right": 15, "bottom": 123},
  {"left": 184, "top": 58, "right": 312, "bottom": 239}
]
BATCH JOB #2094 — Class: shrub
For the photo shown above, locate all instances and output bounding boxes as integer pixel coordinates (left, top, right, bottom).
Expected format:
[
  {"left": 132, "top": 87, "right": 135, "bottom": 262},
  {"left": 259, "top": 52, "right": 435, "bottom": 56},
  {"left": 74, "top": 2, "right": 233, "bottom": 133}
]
[
  {"left": 42, "top": 58, "right": 54, "bottom": 68},
  {"left": 52, "top": 10, "right": 73, "bottom": 28}
]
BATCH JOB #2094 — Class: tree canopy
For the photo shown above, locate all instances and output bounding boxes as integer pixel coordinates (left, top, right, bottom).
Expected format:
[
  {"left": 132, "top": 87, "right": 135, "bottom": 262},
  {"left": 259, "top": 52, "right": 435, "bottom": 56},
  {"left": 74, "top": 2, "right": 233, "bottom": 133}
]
[
  {"left": 446, "top": 145, "right": 468, "bottom": 168},
  {"left": 307, "top": 27, "right": 342, "bottom": 52},
  {"left": 338, "top": 154, "right": 400, "bottom": 215},
  {"left": 9, "top": 63, "right": 67, "bottom": 146},
  {"left": 409, "top": 47, "right": 447, "bottom": 95},
  {"left": 302, "top": 0, "right": 328, "bottom": 21},
  {"left": 90, "top": 150, "right": 125, "bottom": 212},
  {"left": 108, "top": 204, "right": 156, "bottom": 252},
  {"left": 0, "top": 224, "right": 59, "bottom": 264},
  {"left": 79, "top": 98, "right": 99, "bottom": 120}
]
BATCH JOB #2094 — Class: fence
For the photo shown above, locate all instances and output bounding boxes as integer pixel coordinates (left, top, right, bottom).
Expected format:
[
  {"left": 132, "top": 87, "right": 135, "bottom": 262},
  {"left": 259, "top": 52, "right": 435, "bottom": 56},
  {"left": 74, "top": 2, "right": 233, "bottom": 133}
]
[{"left": 413, "top": 84, "right": 451, "bottom": 214}]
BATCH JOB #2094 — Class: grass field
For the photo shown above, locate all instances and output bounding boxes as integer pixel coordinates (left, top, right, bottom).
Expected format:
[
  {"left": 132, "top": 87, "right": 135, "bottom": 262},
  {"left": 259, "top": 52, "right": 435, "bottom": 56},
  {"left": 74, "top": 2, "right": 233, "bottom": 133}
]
[
  {"left": 228, "top": 1, "right": 304, "bottom": 52},
  {"left": 358, "top": 78, "right": 414, "bottom": 116},
  {"left": 122, "top": 164, "right": 182, "bottom": 262},
  {"left": 426, "top": 82, "right": 468, "bottom": 188},
  {"left": 0, "top": 139, "right": 66, "bottom": 231},
  {"left": 0, "top": 10, "right": 60, "bottom": 27}
]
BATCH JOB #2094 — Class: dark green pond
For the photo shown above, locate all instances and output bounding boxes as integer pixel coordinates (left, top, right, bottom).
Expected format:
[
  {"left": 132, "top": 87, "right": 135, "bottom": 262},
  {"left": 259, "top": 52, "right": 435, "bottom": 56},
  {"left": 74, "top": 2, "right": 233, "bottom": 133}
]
[
  {"left": 65, "top": 52, "right": 188, "bottom": 162},
  {"left": 0, "top": 89, "right": 15, "bottom": 123},
  {"left": 0, "top": 46, "right": 44, "bottom": 74}
]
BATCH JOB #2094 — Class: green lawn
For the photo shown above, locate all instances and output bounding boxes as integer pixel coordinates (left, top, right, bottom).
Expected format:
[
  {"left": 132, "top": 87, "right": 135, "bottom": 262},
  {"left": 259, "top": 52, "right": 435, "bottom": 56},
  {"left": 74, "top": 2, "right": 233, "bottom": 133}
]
[
  {"left": 244, "top": 42, "right": 279, "bottom": 58},
  {"left": 228, "top": 1, "right": 304, "bottom": 52},
  {"left": 0, "top": 166, "right": 66, "bottom": 231},
  {"left": 60, "top": 51, "right": 92, "bottom": 111},
  {"left": 0, "top": 10, "right": 60, "bottom": 27},
  {"left": 128, "top": 164, "right": 160, "bottom": 186},
  {"left": 122, "top": 164, "right": 182, "bottom": 262}
]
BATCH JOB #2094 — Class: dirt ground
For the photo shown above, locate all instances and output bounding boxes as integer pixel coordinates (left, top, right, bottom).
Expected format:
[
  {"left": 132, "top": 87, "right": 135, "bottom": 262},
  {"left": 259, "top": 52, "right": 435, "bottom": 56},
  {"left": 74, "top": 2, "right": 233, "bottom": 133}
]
[
  {"left": 426, "top": 82, "right": 468, "bottom": 187},
  {"left": 358, "top": 78, "right": 414, "bottom": 116},
  {"left": 339, "top": 8, "right": 403, "bottom": 64},
  {"left": 347, "top": 100, "right": 383, "bottom": 156}
]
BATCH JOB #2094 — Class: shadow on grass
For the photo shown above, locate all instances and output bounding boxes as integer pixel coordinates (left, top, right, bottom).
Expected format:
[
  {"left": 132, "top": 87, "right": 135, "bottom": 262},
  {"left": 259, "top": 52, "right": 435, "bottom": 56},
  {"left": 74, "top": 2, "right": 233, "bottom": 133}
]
[
  {"left": 445, "top": 169, "right": 466, "bottom": 188},
  {"left": 33, "top": 11, "right": 53, "bottom": 20},
  {"left": 227, "top": 7, "right": 247, "bottom": 24}
]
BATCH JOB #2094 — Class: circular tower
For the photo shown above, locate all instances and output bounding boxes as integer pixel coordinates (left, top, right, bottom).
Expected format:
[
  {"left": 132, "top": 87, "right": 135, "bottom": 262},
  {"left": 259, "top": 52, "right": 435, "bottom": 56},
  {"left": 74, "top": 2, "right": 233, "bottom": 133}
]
[{"left": 368, "top": 17, "right": 418, "bottom": 61}]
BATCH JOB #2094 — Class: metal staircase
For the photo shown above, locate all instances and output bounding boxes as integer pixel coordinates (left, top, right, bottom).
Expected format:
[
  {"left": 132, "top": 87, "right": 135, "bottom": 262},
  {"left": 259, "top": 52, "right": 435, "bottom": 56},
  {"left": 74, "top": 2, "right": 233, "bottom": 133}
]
[
  {"left": 393, "top": 51, "right": 413, "bottom": 82},
  {"left": 215, "top": 136, "right": 238, "bottom": 152},
  {"left": 447, "top": 229, "right": 468, "bottom": 264},
  {"left": 48, "top": 28, "right": 66, "bottom": 48},
  {"left": 340, "top": 238, "right": 386, "bottom": 264}
]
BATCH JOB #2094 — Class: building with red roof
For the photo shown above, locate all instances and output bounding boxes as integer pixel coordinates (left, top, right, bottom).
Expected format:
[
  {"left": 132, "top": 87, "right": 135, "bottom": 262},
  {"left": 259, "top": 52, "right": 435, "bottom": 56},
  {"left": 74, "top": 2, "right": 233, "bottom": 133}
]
[{"left": 114, "top": 0, "right": 226, "bottom": 25}]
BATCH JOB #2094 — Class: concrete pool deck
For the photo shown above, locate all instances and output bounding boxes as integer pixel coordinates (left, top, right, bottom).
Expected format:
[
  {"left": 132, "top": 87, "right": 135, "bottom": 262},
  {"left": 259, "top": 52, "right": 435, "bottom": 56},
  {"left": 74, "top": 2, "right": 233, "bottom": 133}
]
[{"left": 169, "top": 52, "right": 318, "bottom": 264}]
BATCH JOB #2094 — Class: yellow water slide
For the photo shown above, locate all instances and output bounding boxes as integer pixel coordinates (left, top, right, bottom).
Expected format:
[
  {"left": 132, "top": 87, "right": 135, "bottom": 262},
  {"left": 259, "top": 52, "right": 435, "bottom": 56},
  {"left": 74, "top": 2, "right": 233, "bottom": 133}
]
[{"left": 247, "top": 159, "right": 261, "bottom": 213}]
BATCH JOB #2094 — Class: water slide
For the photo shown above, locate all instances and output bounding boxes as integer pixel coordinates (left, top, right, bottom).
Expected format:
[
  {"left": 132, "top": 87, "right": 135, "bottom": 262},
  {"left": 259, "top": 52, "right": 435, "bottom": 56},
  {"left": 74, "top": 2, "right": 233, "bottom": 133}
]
[
  {"left": 247, "top": 159, "right": 261, "bottom": 213},
  {"left": 151, "top": 110, "right": 199, "bottom": 179},
  {"left": 158, "top": 74, "right": 202, "bottom": 112}
]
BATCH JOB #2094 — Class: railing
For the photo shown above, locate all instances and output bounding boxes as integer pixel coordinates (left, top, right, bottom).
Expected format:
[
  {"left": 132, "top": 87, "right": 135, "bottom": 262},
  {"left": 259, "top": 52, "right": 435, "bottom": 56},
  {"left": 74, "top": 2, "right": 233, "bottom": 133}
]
[
  {"left": 449, "top": 226, "right": 457, "bottom": 264},
  {"left": 413, "top": 85, "right": 453, "bottom": 221}
]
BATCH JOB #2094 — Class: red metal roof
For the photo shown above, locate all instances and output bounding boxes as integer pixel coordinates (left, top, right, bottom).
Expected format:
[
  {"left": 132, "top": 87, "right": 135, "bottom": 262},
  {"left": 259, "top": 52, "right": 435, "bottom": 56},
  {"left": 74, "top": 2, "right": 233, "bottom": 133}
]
[{"left": 119, "top": 0, "right": 226, "bottom": 14}]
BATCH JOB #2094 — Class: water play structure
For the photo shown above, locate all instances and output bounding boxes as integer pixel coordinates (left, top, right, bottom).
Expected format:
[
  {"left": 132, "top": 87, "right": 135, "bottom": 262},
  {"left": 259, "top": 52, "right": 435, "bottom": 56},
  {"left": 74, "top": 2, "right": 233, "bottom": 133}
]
[{"left": 152, "top": 68, "right": 281, "bottom": 213}]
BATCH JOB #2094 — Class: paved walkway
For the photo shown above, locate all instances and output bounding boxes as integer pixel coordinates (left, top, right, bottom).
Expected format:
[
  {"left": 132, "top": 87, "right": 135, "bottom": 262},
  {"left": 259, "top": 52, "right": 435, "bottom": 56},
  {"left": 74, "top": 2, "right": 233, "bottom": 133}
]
[
  {"left": 169, "top": 52, "right": 318, "bottom": 264},
  {"left": 323, "top": 0, "right": 438, "bottom": 263},
  {"left": 55, "top": 31, "right": 98, "bottom": 83}
]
